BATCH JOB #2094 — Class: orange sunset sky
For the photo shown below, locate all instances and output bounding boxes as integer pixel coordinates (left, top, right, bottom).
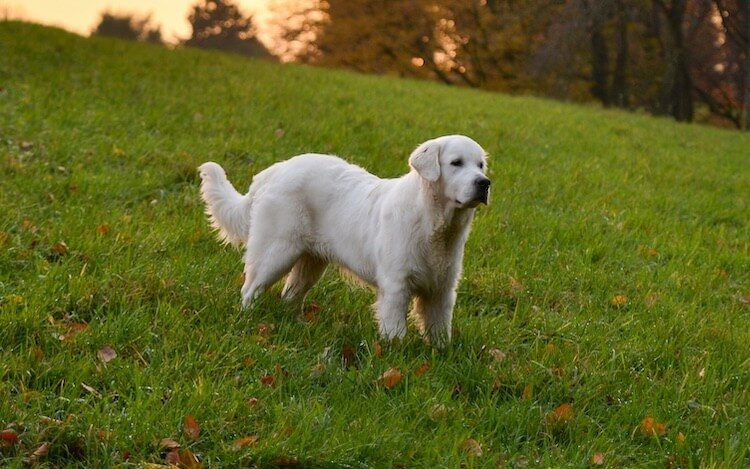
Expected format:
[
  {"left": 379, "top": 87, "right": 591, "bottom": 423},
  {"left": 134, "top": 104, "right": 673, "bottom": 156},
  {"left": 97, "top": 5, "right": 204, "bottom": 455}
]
[{"left": 0, "top": 0, "right": 278, "bottom": 44}]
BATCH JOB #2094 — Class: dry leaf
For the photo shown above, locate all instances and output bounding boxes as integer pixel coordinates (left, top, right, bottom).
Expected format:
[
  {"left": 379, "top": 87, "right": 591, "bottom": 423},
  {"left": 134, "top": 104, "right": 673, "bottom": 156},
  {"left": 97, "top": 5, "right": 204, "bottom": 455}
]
[
  {"left": 341, "top": 345, "right": 356, "bottom": 368},
  {"left": 165, "top": 449, "right": 180, "bottom": 465},
  {"left": 179, "top": 448, "right": 202, "bottom": 468},
  {"left": 378, "top": 368, "right": 402, "bottom": 389},
  {"left": 521, "top": 384, "right": 532, "bottom": 400},
  {"left": 640, "top": 416, "right": 666, "bottom": 437},
  {"left": 373, "top": 340, "right": 383, "bottom": 357},
  {"left": 61, "top": 322, "right": 89, "bottom": 341},
  {"left": 81, "top": 382, "right": 101, "bottom": 398},
  {"left": 303, "top": 301, "right": 320, "bottom": 322},
  {"left": 309, "top": 363, "right": 326, "bottom": 379},
  {"left": 428, "top": 404, "right": 448, "bottom": 421},
  {"left": 509, "top": 276, "right": 525, "bottom": 293},
  {"left": 159, "top": 438, "right": 181, "bottom": 450},
  {"left": 611, "top": 295, "right": 628, "bottom": 307},
  {"left": 257, "top": 323, "right": 272, "bottom": 337},
  {"left": 51, "top": 241, "right": 69, "bottom": 255},
  {"left": 184, "top": 414, "right": 200, "bottom": 441},
  {"left": 260, "top": 375, "right": 275, "bottom": 387},
  {"left": 545, "top": 403, "right": 574, "bottom": 426},
  {"left": 676, "top": 432, "right": 686, "bottom": 445},
  {"left": 232, "top": 435, "right": 259, "bottom": 450},
  {"left": 29, "top": 442, "right": 50, "bottom": 461},
  {"left": 414, "top": 362, "right": 430, "bottom": 377},
  {"left": 274, "top": 128, "right": 286, "bottom": 139},
  {"left": 462, "top": 438, "right": 483, "bottom": 457},
  {"left": 489, "top": 348, "right": 506, "bottom": 363},
  {"left": 246, "top": 397, "right": 259, "bottom": 407},
  {"left": 589, "top": 452, "right": 605, "bottom": 465},
  {"left": 97, "top": 346, "right": 117, "bottom": 364},
  {"left": 740, "top": 295, "right": 750, "bottom": 305},
  {"left": 20, "top": 141, "right": 34, "bottom": 151},
  {"left": 96, "top": 224, "right": 110, "bottom": 235},
  {"left": 0, "top": 428, "right": 19, "bottom": 445},
  {"left": 544, "top": 343, "right": 555, "bottom": 354}
]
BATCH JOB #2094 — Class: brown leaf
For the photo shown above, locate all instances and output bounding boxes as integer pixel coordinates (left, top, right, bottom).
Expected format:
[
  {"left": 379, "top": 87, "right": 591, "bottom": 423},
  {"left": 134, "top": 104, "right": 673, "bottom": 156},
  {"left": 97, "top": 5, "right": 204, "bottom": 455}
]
[
  {"left": 341, "top": 345, "right": 356, "bottom": 368},
  {"left": 257, "top": 323, "right": 272, "bottom": 338},
  {"left": 378, "top": 367, "right": 402, "bottom": 389},
  {"left": 260, "top": 375, "right": 275, "bottom": 387},
  {"left": 740, "top": 295, "right": 750, "bottom": 305},
  {"left": 20, "top": 141, "right": 34, "bottom": 151},
  {"left": 428, "top": 403, "right": 448, "bottom": 421},
  {"left": 414, "top": 362, "right": 430, "bottom": 377},
  {"left": 29, "top": 442, "right": 50, "bottom": 462},
  {"left": 81, "top": 382, "right": 101, "bottom": 398},
  {"left": 275, "top": 363, "right": 289, "bottom": 377},
  {"left": 165, "top": 449, "right": 180, "bottom": 466},
  {"left": 373, "top": 340, "right": 383, "bottom": 357},
  {"left": 521, "top": 384, "right": 532, "bottom": 400},
  {"left": 179, "top": 448, "right": 202, "bottom": 469},
  {"left": 488, "top": 348, "right": 506, "bottom": 363},
  {"left": 611, "top": 295, "right": 628, "bottom": 307},
  {"left": 509, "top": 276, "right": 525, "bottom": 294},
  {"left": 461, "top": 438, "right": 483, "bottom": 457},
  {"left": 309, "top": 363, "right": 326, "bottom": 379},
  {"left": 274, "top": 128, "right": 286, "bottom": 139},
  {"left": 159, "top": 438, "right": 181, "bottom": 450},
  {"left": 60, "top": 322, "right": 89, "bottom": 341},
  {"left": 303, "top": 301, "right": 320, "bottom": 322},
  {"left": 676, "top": 431, "right": 686, "bottom": 446},
  {"left": 96, "top": 224, "right": 110, "bottom": 235},
  {"left": 51, "top": 241, "right": 69, "bottom": 255},
  {"left": 184, "top": 414, "right": 200, "bottom": 441},
  {"left": 0, "top": 428, "right": 19, "bottom": 445},
  {"left": 545, "top": 403, "right": 574, "bottom": 426},
  {"left": 232, "top": 435, "right": 259, "bottom": 450},
  {"left": 97, "top": 345, "right": 117, "bottom": 364},
  {"left": 589, "top": 452, "right": 605, "bottom": 466},
  {"left": 246, "top": 397, "right": 259, "bottom": 407},
  {"left": 640, "top": 416, "right": 666, "bottom": 437},
  {"left": 272, "top": 456, "right": 299, "bottom": 466}
]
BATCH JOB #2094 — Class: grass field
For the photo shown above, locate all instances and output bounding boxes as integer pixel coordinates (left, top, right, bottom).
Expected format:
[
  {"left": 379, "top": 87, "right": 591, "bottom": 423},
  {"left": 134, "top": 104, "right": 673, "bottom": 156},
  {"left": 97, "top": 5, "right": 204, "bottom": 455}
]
[{"left": 1, "top": 21, "right": 749, "bottom": 467}]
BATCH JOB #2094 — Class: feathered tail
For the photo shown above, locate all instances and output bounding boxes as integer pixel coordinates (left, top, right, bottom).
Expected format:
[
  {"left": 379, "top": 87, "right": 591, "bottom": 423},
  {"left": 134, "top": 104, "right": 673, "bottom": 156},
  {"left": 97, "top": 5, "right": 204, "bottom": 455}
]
[{"left": 198, "top": 162, "right": 251, "bottom": 246}]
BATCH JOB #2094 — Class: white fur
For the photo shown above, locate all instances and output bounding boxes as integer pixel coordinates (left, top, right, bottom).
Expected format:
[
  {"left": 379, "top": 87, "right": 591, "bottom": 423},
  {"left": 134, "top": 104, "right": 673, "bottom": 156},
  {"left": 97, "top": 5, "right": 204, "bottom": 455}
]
[{"left": 198, "top": 135, "right": 489, "bottom": 346}]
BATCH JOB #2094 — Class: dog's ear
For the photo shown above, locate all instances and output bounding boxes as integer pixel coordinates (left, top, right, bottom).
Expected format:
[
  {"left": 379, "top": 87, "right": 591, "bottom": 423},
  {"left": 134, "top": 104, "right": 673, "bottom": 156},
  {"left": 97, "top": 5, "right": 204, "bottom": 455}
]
[{"left": 409, "top": 139, "right": 441, "bottom": 182}]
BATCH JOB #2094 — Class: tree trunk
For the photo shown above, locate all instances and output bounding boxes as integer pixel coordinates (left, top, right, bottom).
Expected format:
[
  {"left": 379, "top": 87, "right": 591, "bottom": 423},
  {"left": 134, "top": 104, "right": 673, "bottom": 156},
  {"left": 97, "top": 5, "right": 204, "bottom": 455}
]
[
  {"left": 591, "top": 24, "right": 611, "bottom": 106},
  {"left": 744, "top": 0, "right": 750, "bottom": 130},
  {"left": 612, "top": 0, "right": 629, "bottom": 108},
  {"left": 656, "top": 0, "right": 693, "bottom": 122}
]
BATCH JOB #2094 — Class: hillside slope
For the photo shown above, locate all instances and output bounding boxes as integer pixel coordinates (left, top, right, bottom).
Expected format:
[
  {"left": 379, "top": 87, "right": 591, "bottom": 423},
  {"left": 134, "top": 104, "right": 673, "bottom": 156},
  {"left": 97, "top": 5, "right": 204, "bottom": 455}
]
[{"left": 1, "top": 22, "right": 748, "bottom": 466}]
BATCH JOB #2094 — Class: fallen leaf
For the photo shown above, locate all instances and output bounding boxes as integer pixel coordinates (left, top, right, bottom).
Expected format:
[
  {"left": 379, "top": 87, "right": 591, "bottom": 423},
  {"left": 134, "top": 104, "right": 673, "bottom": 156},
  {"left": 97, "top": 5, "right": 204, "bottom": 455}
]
[
  {"left": 611, "top": 295, "right": 628, "bottom": 307},
  {"left": 257, "top": 323, "right": 272, "bottom": 337},
  {"left": 461, "top": 438, "right": 483, "bottom": 457},
  {"left": 275, "top": 363, "right": 289, "bottom": 377},
  {"left": 165, "top": 449, "right": 180, "bottom": 465},
  {"left": 243, "top": 357, "right": 257, "bottom": 367},
  {"left": 414, "top": 362, "right": 430, "bottom": 377},
  {"left": 274, "top": 128, "right": 286, "bottom": 139},
  {"left": 97, "top": 345, "right": 117, "bottom": 364},
  {"left": 521, "top": 384, "right": 532, "bottom": 400},
  {"left": 51, "top": 241, "right": 69, "bottom": 256},
  {"left": 159, "top": 438, "right": 180, "bottom": 450},
  {"left": 373, "top": 340, "right": 383, "bottom": 357},
  {"left": 428, "top": 404, "right": 448, "bottom": 421},
  {"left": 341, "top": 345, "right": 356, "bottom": 368},
  {"left": 589, "top": 452, "right": 605, "bottom": 465},
  {"left": 246, "top": 397, "right": 259, "bottom": 407},
  {"left": 61, "top": 322, "right": 89, "bottom": 341},
  {"left": 28, "top": 442, "right": 50, "bottom": 462},
  {"left": 698, "top": 367, "right": 706, "bottom": 378},
  {"left": 676, "top": 431, "right": 686, "bottom": 446},
  {"left": 232, "top": 435, "right": 259, "bottom": 450},
  {"left": 740, "top": 295, "right": 750, "bottom": 305},
  {"left": 545, "top": 403, "right": 574, "bottom": 426},
  {"left": 20, "top": 141, "right": 34, "bottom": 151},
  {"left": 378, "top": 368, "right": 402, "bottom": 389},
  {"left": 309, "top": 363, "right": 325, "bottom": 379},
  {"left": 488, "top": 348, "right": 506, "bottom": 363},
  {"left": 260, "top": 375, "right": 275, "bottom": 387},
  {"left": 640, "top": 416, "right": 666, "bottom": 437},
  {"left": 0, "top": 428, "right": 19, "bottom": 445},
  {"left": 179, "top": 448, "right": 202, "bottom": 468},
  {"left": 646, "top": 293, "right": 659, "bottom": 308},
  {"left": 81, "top": 382, "right": 101, "bottom": 398},
  {"left": 184, "top": 414, "right": 200, "bottom": 441},
  {"left": 96, "top": 224, "right": 110, "bottom": 235},
  {"left": 303, "top": 301, "right": 320, "bottom": 322},
  {"left": 509, "top": 276, "right": 525, "bottom": 293},
  {"left": 272, "top": 456, "right": 299, "bottom": 466},
  {"left": 544, "top": 343, "right": 555, "bottom": 354}
]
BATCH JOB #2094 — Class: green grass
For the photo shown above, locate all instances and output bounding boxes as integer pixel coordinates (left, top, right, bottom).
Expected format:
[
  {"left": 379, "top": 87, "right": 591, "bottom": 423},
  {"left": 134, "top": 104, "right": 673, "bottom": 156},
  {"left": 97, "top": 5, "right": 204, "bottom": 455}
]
[{"left": 1, "top": 21, "right": 749, "bottom": 467}]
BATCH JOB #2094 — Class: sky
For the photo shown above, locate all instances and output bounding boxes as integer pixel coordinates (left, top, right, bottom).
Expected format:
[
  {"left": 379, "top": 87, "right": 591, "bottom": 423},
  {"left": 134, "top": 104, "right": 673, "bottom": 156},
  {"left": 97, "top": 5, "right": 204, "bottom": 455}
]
[{"left": 0, "top": 0, "right": 277, "bottom": 44}]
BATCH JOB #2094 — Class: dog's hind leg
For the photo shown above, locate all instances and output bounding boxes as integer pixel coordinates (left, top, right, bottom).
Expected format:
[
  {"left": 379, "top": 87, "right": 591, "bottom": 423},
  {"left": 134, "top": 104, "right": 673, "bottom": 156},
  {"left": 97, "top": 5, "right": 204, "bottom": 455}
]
[
  {"left": 281, "top": 254, "right": 327, "bottom": 310},
  {"left": 240, "top": 240, "right": 301, "bottom": 309}
]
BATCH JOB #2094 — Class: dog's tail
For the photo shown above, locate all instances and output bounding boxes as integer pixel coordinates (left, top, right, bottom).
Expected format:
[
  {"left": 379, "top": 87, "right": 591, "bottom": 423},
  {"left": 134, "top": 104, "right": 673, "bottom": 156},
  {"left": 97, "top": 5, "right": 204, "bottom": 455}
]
[{"left": 198, "top": 162, "right": 251, "bottom": 247}]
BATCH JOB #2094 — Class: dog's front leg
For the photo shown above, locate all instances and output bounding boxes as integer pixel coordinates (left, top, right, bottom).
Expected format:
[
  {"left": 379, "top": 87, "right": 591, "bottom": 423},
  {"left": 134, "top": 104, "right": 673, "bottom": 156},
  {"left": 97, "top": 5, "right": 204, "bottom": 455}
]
[
  {"left": 413, "top": 290, "right": 456, "bottom": 347},
  {"left": 375, "top": 280, "right": 409, "bottom": 341}
]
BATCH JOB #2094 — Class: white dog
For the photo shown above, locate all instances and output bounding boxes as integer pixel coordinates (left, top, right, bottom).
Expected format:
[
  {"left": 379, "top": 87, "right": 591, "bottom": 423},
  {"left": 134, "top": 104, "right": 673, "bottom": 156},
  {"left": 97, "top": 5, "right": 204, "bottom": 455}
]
[{"left": 198, "top": 135, "right": 490, "bottom": 345}]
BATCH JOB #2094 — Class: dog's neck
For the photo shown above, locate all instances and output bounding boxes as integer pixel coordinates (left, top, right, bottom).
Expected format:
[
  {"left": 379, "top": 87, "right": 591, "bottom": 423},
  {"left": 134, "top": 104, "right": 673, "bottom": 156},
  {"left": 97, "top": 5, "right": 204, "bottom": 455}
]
[{"left": 415, "top": 174, "right": 475, "bottom": 249}]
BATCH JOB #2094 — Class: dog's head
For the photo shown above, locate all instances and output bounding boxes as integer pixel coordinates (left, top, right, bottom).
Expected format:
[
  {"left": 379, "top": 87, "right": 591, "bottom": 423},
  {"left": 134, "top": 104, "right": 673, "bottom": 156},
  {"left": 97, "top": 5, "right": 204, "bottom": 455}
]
[{"left": 409, "top": 135, "right": 490, "bottom": 208}]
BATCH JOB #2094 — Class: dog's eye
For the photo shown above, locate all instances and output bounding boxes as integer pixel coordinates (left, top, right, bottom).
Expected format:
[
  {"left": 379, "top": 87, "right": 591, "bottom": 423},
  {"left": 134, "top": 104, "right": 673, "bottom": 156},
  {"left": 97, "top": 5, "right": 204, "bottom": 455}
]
[
  {"left": 478, "top": 162, "right": 484, "bottom": 169},
  {"left": 450, "top": 159, "right": 463, "bottom": 167}
]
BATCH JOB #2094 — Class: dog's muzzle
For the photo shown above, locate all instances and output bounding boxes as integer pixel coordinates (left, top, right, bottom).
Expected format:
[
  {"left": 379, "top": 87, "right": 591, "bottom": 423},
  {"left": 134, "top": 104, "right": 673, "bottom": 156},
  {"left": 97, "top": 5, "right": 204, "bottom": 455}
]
[{"left": 473, "top": 177, "right": 491, "bottom": 204}]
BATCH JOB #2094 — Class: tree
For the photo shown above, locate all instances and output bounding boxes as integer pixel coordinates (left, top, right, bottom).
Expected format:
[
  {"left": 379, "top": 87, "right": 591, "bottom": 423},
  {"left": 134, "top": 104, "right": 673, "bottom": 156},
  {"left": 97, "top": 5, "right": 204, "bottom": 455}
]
[
  {"left": 92, "top": 12, "right": 162, "bottom": 44},
  {"left": 184, "top": 0, "right": 271, "bottom": 59}
]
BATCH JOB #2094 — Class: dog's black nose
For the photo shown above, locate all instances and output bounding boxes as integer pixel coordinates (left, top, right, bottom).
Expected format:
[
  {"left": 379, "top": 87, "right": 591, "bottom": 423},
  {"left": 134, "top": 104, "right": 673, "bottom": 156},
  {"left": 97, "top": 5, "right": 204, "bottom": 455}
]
[{"left": 475, "top": 178, "right": 491, "bottom": 189}]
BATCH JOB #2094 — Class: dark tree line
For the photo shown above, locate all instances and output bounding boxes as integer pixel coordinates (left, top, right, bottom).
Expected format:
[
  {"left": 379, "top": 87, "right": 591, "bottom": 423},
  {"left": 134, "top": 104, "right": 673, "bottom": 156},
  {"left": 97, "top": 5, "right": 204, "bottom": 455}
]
[{"left": 278, "top": 0, "right": 750, "bottom": 130}]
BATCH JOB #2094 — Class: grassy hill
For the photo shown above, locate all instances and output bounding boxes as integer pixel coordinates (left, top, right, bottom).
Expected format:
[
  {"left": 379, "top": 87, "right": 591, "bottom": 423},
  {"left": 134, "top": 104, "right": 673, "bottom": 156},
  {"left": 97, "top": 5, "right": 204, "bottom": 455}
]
[{"left": 1, "top": 21, "right": 748, "bottom": 467}]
